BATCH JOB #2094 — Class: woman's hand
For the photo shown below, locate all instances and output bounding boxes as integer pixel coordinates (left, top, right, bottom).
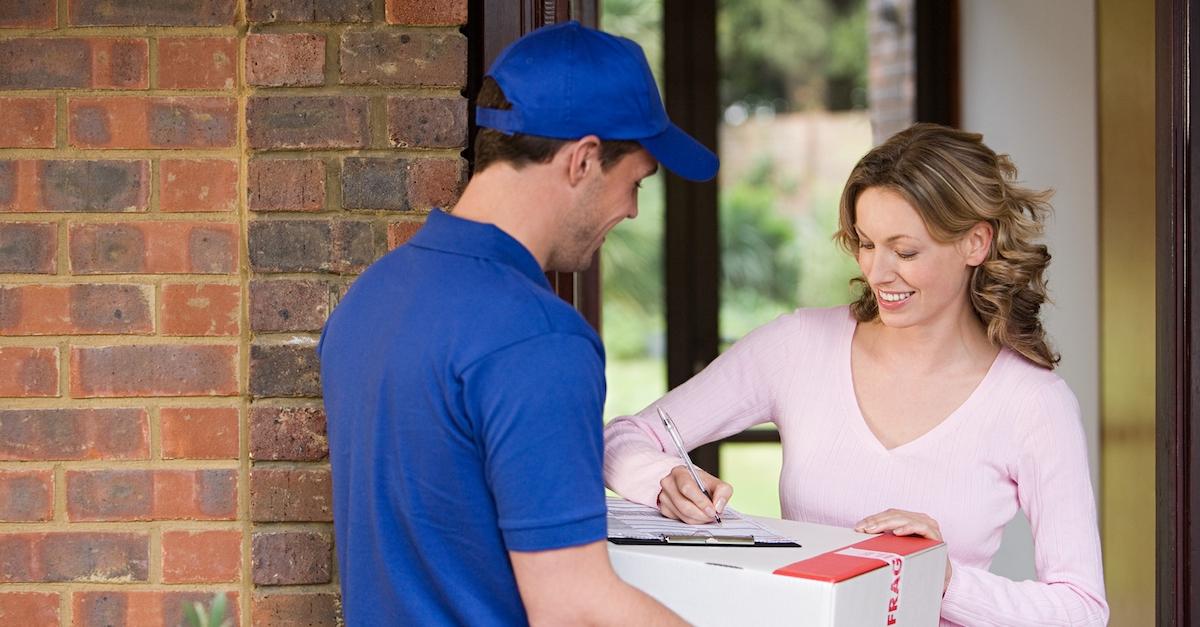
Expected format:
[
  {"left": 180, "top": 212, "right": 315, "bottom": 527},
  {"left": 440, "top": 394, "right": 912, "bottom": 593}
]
[
  {"left": 855, "top": 508, "right": 953, "bottom": 593},
  {"left": 656, "top": 466, "right": 733, "bottom": 525}
]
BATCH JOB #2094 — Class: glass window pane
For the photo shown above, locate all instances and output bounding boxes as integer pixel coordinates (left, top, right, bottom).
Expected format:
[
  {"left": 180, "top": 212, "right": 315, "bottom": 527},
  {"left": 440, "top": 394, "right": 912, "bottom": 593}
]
[
  {"left": 717, "top": 0, "right": 876, "bottom": 515},
  {"left": 719, "top": 442, "right": 783, "bottom": 518},
  {"left": 601, "top": 0, "right": 666, "bottom": 424}
]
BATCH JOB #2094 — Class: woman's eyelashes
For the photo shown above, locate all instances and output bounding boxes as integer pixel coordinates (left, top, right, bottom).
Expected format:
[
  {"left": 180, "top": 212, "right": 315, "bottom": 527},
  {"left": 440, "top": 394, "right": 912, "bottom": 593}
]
[{"left": 858, "top": 241, "right": 918, "bottom": 260}]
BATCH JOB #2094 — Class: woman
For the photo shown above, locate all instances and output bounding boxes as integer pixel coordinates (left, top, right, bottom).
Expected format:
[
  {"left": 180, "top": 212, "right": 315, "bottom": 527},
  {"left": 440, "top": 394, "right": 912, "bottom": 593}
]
[{"left": 603, "top": 123, "right": 1108, "bottom": 625}]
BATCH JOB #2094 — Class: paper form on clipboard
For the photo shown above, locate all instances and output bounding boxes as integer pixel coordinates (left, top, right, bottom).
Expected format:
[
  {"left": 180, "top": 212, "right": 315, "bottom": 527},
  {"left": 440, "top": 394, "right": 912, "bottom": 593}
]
[{"left": 606, "top": 496, "right": 800, "bottom": 547}]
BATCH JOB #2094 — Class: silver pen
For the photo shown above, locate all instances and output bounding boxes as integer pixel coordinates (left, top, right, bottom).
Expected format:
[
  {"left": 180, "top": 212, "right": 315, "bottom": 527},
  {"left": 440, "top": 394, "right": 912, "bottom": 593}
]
[{"left": 656, "top": 406, "right": 722, "bottom": 524}]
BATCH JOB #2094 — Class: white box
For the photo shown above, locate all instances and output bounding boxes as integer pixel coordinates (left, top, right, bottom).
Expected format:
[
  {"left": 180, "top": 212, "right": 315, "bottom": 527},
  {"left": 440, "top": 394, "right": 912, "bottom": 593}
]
[{"left": 608, "top": 515, "right": 947, "bottom": 627}]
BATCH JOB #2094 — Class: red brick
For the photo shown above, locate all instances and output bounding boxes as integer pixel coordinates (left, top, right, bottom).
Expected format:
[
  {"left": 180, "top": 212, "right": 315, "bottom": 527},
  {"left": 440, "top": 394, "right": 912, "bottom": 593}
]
[
  {"left": 0, "top": 2, "right": 56, "bottom": 28},
  {"left": 0, "top": 222, "right": 56, "bottom": 273},
  {"left": 160, "top": 283, "right": 240, "bottom": 336},
  {"left": 248, "top": 219, "right": 382, "bottom": 273},
  {"left": 250, "top": 468, "right": 332, "bottom": 522},
  {"left": 247, "top": 33, "right": 326, "bottom": 87},
  {"left": 342, "top": 157, "right": 407, "bottom": 210},
  {"left": 161, "top": 159, "right": 238, "bottom": 212},
  {"left": 0, "top": 38, "right": 147, "bottom": 89},
  {"left": 0, "top": 99, "right": 54, "bottom": 148},
  {"left": 162, "top": 530, "right": 241, "bottom": 583},
  {"left": 157, "top": 37, "right": 237, "bottom": 90},
  {"left": 387, "top": 220, "right": 423, "bottom": 250},
  {"left": 0, "top": 471, "right": 52, "bottom": 522},
  {"left": 252, "top": 593, "right": 339, "bottom": 627},
  {"left": 408, "top": 158, "right": 466, "bottom": 210},
  {"left": 386, "top": 0, "right": 467, "bottom": 25},
  {"left": 69, "top": 97, "right": 236, "bottom": 149},
  {"left": 0, "top": 160, "right": 150, "bottom": 213},
  {"left": 66, "top": 469, "right": 237, "bottom": 521},
  {"left": 247, "top": 0, "right": 371, "bottom": 23},
  {"left": 0, "top": 408, "right": 149, "bottom": 461},
  {"left": 248, "top": 159, "right": 325, "bottom": 212},
  {"left": 250, "top": 279, "right": 329, "bottom": 332},
  {"left": 74, "top": 591, "right": 240, "bottom": 627},
  {"left": 65, "top": 469, "right": 149, "bottom": 520},
  {"left": 0, "top": 347, "right": 58, "bottom": 397},
  {"left": 0, "top": 532, "right": 148, "bottom": 582},
  {"left": 0, "top": 592, "right": 59, "bottom": 626},
  {"left": 249, "top": 405, "right": 328, "bottom": 461},
  {"left": 340, "top": 29, "right": 466, "bottom": 87},
  {"left": 250, "top": 342, "right": 321, "bottom": 398},
  {"left": 69, "top": 221, "right": 238, "bottom": 274},
  {"left": 252, "top": 531, "right": 332, "bottom": 585},
  {"left": 0, "top": 284, "right": 154, "bottom": 335},
  {"left": 247, "top": 96, "right": 369, "bottom": 149},
  {"left": 156, "top": 469, "right": 238, "bottom": 519},
  {"left": 69, "top": 0, "right": 235, "bottom": 26},
  {"left": 161, "top": 407, "right": 239, "bottom": 459},
  {"left": 70, "top": 345, "right": 238, "bottom": 397},
  {"left": 387, "top": 96, "right": 467, "bottom": 148}
]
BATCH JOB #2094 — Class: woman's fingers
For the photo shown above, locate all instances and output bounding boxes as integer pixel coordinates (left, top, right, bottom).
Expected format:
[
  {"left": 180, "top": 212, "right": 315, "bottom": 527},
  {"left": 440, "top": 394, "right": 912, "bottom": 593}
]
[
  {"left": 657, "top": 493, "right": 682, "bottom": 521},
  {"left": 697, "top": 468, "right": 733, "bottom": 515},
  {"left": 854, "top": 509, "right": 943, "bottom": 541},
  {"left": 658, "top": 466, "right": 724, "bottom": 524}
]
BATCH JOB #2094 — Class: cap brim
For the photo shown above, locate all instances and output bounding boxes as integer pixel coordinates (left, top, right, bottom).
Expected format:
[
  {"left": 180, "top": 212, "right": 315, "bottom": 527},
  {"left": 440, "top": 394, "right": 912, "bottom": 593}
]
[{"left": 638, "top": 123, "right": 719, "bottom": 182}]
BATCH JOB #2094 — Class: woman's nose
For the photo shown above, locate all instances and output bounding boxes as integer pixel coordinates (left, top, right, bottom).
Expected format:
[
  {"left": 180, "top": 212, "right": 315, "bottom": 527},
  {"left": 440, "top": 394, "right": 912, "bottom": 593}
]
[{"left": 866, "top": 253, "right": 895, "bottom": 285}]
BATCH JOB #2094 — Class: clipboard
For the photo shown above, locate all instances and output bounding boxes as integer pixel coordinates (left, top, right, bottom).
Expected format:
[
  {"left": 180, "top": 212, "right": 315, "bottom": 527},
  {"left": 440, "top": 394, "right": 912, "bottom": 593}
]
[
  {"left": 606, "top": 496, "right": 801, "bottom": 547},
  {"left": 608, "top": 534, "right": 800, "bottom": 548}
]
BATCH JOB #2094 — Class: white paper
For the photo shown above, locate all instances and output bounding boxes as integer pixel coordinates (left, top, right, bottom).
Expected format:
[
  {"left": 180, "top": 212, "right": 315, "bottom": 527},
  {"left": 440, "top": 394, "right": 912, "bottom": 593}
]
[{"left": 606, "top": 496, "right": 797, "bottom": 545}]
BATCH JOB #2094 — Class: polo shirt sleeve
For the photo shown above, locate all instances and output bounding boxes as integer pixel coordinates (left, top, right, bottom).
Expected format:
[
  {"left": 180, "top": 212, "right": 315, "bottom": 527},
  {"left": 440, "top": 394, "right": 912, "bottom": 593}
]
[{"left": 461, "top": 332, "right": 608, "bottom": 552}]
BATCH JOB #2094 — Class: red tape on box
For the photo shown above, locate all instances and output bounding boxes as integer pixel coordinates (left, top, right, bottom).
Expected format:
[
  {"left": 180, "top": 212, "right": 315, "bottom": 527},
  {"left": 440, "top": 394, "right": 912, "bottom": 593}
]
[
  {"left": 771, "top": 534, "right": 941, "bottom": 583},
  {"left": 773, "top": 535, "right": 942, "bottom": 625}
]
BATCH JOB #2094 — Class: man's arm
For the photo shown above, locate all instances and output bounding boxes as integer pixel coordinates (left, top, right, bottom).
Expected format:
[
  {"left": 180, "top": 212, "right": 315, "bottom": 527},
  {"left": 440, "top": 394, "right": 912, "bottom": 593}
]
[{"left": 510, "top": 541, "right": 687, "bottom": 626}]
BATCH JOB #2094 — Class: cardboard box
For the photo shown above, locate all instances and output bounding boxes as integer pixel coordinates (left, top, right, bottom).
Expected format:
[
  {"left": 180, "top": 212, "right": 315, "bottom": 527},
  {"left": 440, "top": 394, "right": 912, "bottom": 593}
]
[{"left": 608, "top": 515, "right": 947, "bottom": 626}]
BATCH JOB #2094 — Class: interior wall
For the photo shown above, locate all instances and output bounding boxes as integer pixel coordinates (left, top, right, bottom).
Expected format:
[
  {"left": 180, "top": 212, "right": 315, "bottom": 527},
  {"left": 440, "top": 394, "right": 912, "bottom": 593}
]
[
  {"left": 959, "top": 0, "right": 1099, "bottom": 581},
  {"left": 1097, "top": 0, "right": 1156, "bottom": 623}
]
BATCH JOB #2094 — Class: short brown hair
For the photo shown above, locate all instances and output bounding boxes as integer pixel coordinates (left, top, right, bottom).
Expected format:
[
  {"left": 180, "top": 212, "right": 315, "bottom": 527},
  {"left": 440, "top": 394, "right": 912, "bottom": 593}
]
[{"left": 473, "top": 77, "right": 641, "bottom": 173}]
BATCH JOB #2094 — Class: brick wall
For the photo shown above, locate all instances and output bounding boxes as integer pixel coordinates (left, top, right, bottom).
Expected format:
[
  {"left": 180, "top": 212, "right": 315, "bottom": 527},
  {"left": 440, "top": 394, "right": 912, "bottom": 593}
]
[{"left": 0, "top": 1, "right": 467, "bottom": 625}]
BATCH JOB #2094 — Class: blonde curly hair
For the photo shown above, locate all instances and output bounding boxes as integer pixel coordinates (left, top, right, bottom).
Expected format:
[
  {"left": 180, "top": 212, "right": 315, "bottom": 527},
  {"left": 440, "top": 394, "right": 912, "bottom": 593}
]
[{"left": 833, "top": 123, "right": 1059, "bottom": 369}]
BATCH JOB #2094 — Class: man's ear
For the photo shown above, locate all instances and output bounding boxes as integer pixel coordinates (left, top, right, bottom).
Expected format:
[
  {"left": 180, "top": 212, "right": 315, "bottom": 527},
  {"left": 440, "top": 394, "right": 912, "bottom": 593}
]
[
  {"left": 962, "top": 220, "right": 994, "bottom": 266},
  {"left": 565, "top": 135, "right": 602, "bottom": 187}
]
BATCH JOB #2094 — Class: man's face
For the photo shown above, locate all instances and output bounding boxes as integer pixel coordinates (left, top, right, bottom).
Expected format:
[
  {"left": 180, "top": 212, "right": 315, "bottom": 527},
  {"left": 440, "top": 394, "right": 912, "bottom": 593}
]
[{"left": 547, "top": 148, "right": 658, "bottom": 272}]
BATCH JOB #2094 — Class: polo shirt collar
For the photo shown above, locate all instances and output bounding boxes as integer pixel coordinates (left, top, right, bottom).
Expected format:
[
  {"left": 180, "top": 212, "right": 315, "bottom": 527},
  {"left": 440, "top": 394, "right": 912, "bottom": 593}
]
[{"left": 409, "top": 209, "right": 550, "bottom": 288}]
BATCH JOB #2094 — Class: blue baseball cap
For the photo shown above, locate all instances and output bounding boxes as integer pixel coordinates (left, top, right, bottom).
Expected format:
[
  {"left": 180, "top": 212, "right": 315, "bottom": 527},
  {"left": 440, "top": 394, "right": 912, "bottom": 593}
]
[{"left": 476, "top": 21, "right": 719, "bottom": 182}]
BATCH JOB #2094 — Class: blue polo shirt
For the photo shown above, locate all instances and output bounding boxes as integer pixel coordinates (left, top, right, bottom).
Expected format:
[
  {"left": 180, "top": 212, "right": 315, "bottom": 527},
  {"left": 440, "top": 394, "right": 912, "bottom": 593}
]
[{"left": 318, "top": 209, "right": 608, "bottom": 626}]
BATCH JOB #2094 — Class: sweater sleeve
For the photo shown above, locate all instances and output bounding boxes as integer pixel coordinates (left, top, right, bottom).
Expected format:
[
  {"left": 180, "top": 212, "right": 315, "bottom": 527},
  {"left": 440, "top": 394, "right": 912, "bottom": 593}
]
[
  {"left": 939, "top": 378, "right": 1108, "bottom": 626},
  {"left": 602, "top": 315, "right": 790, "bottom": 507}
]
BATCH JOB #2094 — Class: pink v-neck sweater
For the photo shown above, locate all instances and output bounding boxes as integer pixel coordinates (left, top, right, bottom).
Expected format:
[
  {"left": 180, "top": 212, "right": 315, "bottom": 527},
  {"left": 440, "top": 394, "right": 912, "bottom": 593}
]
[{"left": 603, "top": 306, "right": 1107, "bottom": 626}]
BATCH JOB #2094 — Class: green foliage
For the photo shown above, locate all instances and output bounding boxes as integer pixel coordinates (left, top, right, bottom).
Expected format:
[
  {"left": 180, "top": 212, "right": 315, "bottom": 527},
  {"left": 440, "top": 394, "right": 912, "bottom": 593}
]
[
  {"left": 600, "top": 0, "right": 662, "bottom": 81},
  {"left": 600, "top": 174, "right": 664, "bottom": 321},
  {"left": 184, "top": 593, "right": 231, "bottom": 627},
  {"left": 603, "top": 0, "right": 867, "bottom": 111},
  {"left": 720, "top": 157, "right": 802, "bottom": 306},
  {"left": 717, "top": 0, "right": 867, "bottom": 111}
]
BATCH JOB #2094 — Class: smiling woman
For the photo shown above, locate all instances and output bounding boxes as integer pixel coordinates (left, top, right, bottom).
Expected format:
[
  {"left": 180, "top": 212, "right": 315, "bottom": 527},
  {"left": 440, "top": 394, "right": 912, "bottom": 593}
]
[
  {"left": 834, "top": 123, "right": 1058, "bottom": 370},
  {"left": 604, "top": 122, "right": 1108, "bottom": 626}
]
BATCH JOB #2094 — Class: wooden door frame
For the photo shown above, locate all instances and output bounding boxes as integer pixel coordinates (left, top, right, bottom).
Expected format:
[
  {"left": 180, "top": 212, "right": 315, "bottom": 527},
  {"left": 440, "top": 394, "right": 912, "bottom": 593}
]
[{"left": 1156, "top": 0, "right": 1199, "bottom": 622}]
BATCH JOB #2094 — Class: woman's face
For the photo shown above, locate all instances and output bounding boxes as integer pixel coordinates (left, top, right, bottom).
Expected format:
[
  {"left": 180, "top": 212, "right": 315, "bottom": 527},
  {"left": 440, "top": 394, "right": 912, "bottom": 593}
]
[{"left": 853, "top": 186, "right": 980, "bottom": 330}]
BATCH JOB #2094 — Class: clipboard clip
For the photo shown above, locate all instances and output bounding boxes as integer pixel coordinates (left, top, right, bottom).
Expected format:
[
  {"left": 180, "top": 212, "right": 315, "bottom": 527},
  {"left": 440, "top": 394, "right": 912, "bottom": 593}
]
[{"left": 663, "top": 532, "right": 756, "bottom": 546}]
